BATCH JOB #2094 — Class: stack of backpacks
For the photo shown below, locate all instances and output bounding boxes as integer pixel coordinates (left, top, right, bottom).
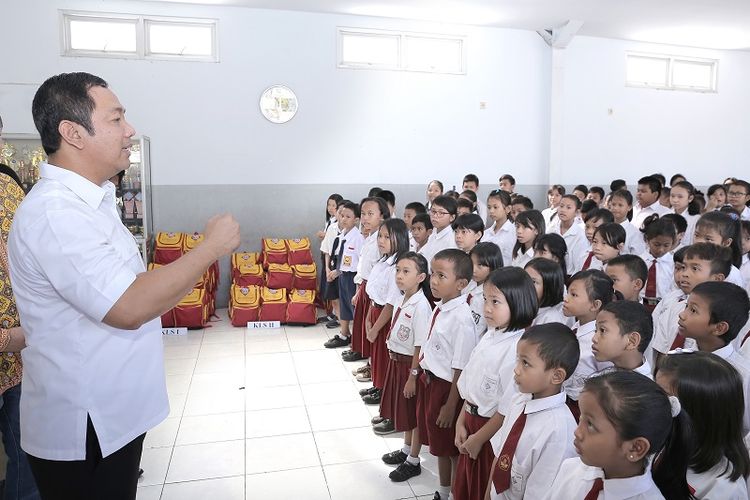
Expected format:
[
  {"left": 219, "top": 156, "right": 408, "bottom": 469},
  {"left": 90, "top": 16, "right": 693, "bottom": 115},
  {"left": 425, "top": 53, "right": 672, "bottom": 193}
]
[
  {"left": 228, "top": 237, "right": 318, "bottom": 327},
  {"left": 152, "top": 231, "right": 219, "bottom": 328}
]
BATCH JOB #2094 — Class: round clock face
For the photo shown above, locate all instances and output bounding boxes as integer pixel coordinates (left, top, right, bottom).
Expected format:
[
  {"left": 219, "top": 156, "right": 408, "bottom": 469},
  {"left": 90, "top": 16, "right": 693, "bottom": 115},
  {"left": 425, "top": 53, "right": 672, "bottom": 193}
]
[{"left": 259, "top": 85, "right": 298, "bottom": 124}]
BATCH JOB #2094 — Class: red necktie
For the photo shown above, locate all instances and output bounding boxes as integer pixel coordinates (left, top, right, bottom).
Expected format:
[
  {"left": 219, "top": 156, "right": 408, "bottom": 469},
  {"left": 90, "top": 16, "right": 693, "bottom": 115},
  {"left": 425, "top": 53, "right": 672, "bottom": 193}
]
[
  {"left": 742, "top": 330, "right": 750, "bottom": 347},
  {"left": 584, "top": 478, "right": 603, "bottom": 500},
  {"left": 670, "top": 334, "right": 686, "bottom": 350},
  {"left": 582, "top": 251, "right": 594, "bottom": 270},
  {"left": 418, "top": 307, "right": 441, "bottom": 362},
  {"left": 492, "top": 409, "right": 527, "bottom": 493},
  {"left": 645, "top": 260, "right": 657, "bottom": 299},
  {"left": 467, "top": 293, "right": 473, "bottom": 305},
  {"left": 386, "top": 307, "right": 402, "bottom": 341}
]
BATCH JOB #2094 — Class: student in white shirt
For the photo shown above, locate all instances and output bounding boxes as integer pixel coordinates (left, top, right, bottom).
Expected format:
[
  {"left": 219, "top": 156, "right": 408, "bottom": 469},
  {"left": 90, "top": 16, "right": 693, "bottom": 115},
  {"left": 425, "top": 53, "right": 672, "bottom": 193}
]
[
  {"left": 547, "top": 371, "right": 693, "bottom": 500},
  {"left": 410, "top": 213, "right": 433, "bottom": 253},
  {"left": 481, "top": 190, "right": 515, "bottom": 266},
  {"left": 541, "top": 184, "right": 564, "bottom": 227},
  {"left": 548, "top": 195, "right": 588, "bottom": 275},
  {"left": 632, "top": 175, "right": 670, "bottom": 229},
  {"left": 467, "top": 242, "right": 505, "bottom": 338},
  {"left": 453, "top": 214, "right": 484, "bottom": 254},
  {"left": 741, "top": 221, "right": 750, "bottom": 291},
  {"left": 585, "top": 223, "right": 625, "bottom": 272},
  {"left": 426, "top": 180, "right": 444, "bottom": 211},
  {"left": 8, "top": 72, "right": 241, "bottom": 497},
  {"left": 592, "top": 301, "right": 654, "bottom": 379},
  {"left": 462, "top": 174, "right": 488, "bottom": 224},
  {"left": 319, "top": 199, "right": 344, "bottom": 322},
  {"left": 420, "top": 195, "right": 458, "bottom": 269},
  {"left": 727, "top": 180, "right": 750, "bottom": 221},
  {"left": 525, "top": 258, "right": 574, "bottom": 327},
  {"left": 512, "top": 210, "right": 545, "bottom": 269},
  {"left": 453, "top": 267, "right": 539, "bottom": 500},
  {"left": 580, "top": 208, "right": 615, "bottom": 271},
  {"left": 694, "top": 211, "right": 748, "bottom": 290},
  {"left": 533, "top": 233, "right": 569, "bottom": 278},
  {"left": 609, "top": 189, "right": 647, "bottom": 256},
  {"left": 669, "top": 181, "right": 701, "bottom": 246},
  {"left": 656, "top": 352, "right": 750, "bottom": 499},
  {"left": 403, "top": 201, "right": 427, "bottom": 251},
  {"left": 562, "top": 270, "right": 616, "bottom": 421},
  {"left": 605, "top": 254, "right": 648, "bottom": 303},
  {"left": 638, "top": 215, "right": 678, "bottom": 312},
  {"left": 678, "top": 281, "right": 750, "bottom": 435},
  {"left": 486, "top": 323, "right": 579, "bottom": 500}
]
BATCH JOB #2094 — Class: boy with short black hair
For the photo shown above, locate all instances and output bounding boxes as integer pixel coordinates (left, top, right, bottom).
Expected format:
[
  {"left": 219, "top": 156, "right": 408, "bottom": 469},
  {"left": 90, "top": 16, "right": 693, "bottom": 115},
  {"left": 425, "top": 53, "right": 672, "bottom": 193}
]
[
  {"left": 605, "top": 254, "right": 647, "bottom": 302},
  {"left": 510, "top": 196, "right": 533, "bottom": 221},
  {"left": 390, "top": 249, "right": 478, "bottom": 500},
  {"left": 587, "top": 186, "right": 605, "bottom": 207},
  {"left": 453, "top": 214, "right": 484, "bottom": 254},
  {"left": 633, "top": 175, "right": 669, "bottom": 228},
  {"left": 498, "top": 174, "right": 516, "bottom": 194},
  {"left": 403, "top": 201, "right": 426, "bottom": 229},
  {"left": 457, "top": 197, "right": 474, "bottom": 216},
  {"left": 486, "top": 323, "right": 579, "bottom": 499},
  {"left": 463, "top": 173, "right": 488, "bottom": 222},
  {"left": 378, "top": 189, "right": 396, "bottom": 217},
  {"left": 411, "top": 213, "right": 433, "bottom": 252},
  {"left": 592, "top": 301, "right": 654, "bottom": 377}
]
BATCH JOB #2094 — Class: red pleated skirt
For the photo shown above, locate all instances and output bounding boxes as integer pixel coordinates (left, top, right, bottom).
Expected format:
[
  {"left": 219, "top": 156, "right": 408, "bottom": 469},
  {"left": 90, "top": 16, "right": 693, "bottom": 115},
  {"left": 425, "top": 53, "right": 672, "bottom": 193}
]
[
  {"left": 369, "top": 305, "right": 390, "bottom": 389},
  {"left": 379, "top": 355, "right": 418, "bottom": 431},
  {"left": 452, "top": 412, "right": 494, "bottom": 500},
  {"left": 351, "top": 281, "right": 371, "bottom": 357},
  {"left": 416, "top": 372, "right": 462, "bottom": 457}
]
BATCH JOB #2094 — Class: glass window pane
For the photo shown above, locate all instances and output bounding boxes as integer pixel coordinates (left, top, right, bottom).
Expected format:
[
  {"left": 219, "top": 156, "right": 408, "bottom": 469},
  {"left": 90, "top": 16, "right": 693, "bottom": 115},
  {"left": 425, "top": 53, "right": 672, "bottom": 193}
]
[
  {"left": 404, "top": 36, "right": 463, "bottom": 73},
  {"left": 341, "top": 33, "right": 399, "bottom": 66},
  {"left": 672, "top": 60, "right": 714, "bottom": 89},
  {"left": 148, "top": 23, "right": 214, "bottom": 56},
  {"left": 69, "top": 19, "right": 137, "bottom": 52},
  {"left": 626, "top": 55, "right": 669, "bottom": 87}
]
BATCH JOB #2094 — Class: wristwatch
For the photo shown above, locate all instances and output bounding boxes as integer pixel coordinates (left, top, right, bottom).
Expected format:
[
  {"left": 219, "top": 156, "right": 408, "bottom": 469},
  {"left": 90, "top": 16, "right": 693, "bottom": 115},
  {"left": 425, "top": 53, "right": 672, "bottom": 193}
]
[{"left": 410, "top": 368, "right": 420, "bottom": 376}]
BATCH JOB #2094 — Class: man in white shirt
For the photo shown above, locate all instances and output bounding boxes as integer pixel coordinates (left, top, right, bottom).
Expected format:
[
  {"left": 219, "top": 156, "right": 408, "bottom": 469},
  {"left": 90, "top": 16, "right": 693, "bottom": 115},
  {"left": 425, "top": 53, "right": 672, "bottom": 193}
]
[
  {"left": 727, "top": 180, "right": 750, "bottom": 221},
  {"left": 462, "top": 173, "right": 488, "bottom": 225},
  {"left": 632, "top": 175, "right": 670, "bottom": 229},
  {"left": 8, "top": 72, "right": 240, "bottom": 499}
]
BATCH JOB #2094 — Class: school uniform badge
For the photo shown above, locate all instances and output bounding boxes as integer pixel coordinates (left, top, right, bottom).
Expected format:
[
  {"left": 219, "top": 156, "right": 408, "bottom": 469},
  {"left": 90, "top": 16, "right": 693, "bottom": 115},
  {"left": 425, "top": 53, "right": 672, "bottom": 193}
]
[
  {"left": 397, "top": 325, "right": 411, "bottom": 341},
  {"left": 343, "top": 256, "right": 352, "bottom": 266},
  {"left": 498, "top": 454, "right": 511, "bottom": 471}
]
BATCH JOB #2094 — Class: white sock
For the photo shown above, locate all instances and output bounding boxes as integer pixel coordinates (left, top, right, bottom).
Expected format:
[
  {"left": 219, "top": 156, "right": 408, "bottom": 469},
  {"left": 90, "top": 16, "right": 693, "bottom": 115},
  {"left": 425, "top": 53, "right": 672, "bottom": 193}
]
[
  {"left": 406, "top": 455, "right": 420, "bottom": 465},
  {"left": 438, "top": 485, "right": 450, "bottom": 497},
  {"left": 401, "top": 445, "right": 411, "bottom": 455}
]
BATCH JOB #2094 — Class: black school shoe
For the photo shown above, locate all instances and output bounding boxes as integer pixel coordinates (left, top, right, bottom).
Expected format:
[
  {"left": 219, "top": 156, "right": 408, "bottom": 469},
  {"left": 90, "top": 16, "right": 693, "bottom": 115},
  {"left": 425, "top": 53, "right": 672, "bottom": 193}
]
[
  {"left": 362, "top": 389, "right": 381, "bottom": 405},
  {"left": 323, "top": 335, "right": 350, "bottom": 348},
  {"left": 341, "top": 351, "right": 364, "bottom": 362},
  {"left": 389, "top": 460, "right": 421, "bottom": 482},
  {"left": 360, "top": 386, "right": 378, "bottom": 397},
  {"left": 370, "top": 414, "right": 385, "bottom": 424},
  {"left": 372, "top": 419, "right": 395, "bottom": 435},
  {"left": 325, "top": 319, "right": 340, "bottom": 329},
  {"left": 381, "top": 449, "right": 407, "bottom": 465}
]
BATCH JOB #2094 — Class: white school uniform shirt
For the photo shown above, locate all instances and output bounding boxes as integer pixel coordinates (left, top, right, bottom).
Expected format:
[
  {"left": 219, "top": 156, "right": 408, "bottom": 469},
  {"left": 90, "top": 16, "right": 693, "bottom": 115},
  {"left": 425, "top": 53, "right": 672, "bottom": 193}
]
[
  {"left": 620, "top": 220, "right": 648, "bottom": 256},
  {"left": 549, "top": 220, "right": 588, "bottom": 275},
  {"left": 532, "top": 303, "right": 575, "bottom": 328},
  {"left": 742, "top": 206, "right": 750, "bottom": 221},
  {"left": 639, "top": 251, "right": 676, "bottom": 301},
  {"left": 338, "top": 226, "right": 365, "bottom": 273},
  {"left": 419, "top": 295, "right": 479, "bottom": 382},
  {"left": 713, "top": 343, "right": 750, "bottom": 436},
  {"left": 320, "top": 218, "right": 341, "bottom": 255},
  {"left": 457, "top": 327, "right": 524, "bottom": 417},
  {"left": 481, "top": 219, "right": 515, "bottom": 266},
  {"left": 476, "top": 198, "right": 488, "bottom": 225},
  {"left": 419, "top": 225, "right": 457, "bottom": 271},
  {"left": 354, "top": 231, "right": 380, "bottom": 283},
  {"left": 741, "top": 255, "right": 750, "bottom": 293},
  {"left": 386, "top": 289, "right": 433, "bottom": 356},
  {"left": 632, "top": 201, "right": 671, "bottom": 230},
  {"left": 669, "top": 209, "right": 699, "bottom": 246},
  {"left": 578, "top": 248, "right": 603, "bottom": 271},
  {"left": 546, "top": 458, "right": 664, "bottom": 500},
  {"left": 511, "top": 246, "right": 535, "bottom": 269},
  {"left": 726, "top": 265, "right": 747, "bottom": 289},
  {"left": 490, "top": 391, "right": 577, "bottom": 500},
  {"left": 687, "top": 458, "right": 748, "bottom": 500},
  {"left": 541, "top": 207, "right": 558, "bottom": 226},
  {"left": 408, "top": 232, "right": 417, "bottom": 251},
  {"left": 632, "top": 358, "right": 654, "bottom": 380},
  {"left": 465, "top": 280, "right": 488, "bottom": 337},
  {"left": 365, "top": 255, "right": 401, "bottom": 307},
  {"left": 649, "top": 292, "right": 689, "bottom": 359},
  {"left": 563, "top": 320, "right": 612, "bottom": 401},
  {"left": 7, "top": 163, "right": 169, "bottom": 460}
]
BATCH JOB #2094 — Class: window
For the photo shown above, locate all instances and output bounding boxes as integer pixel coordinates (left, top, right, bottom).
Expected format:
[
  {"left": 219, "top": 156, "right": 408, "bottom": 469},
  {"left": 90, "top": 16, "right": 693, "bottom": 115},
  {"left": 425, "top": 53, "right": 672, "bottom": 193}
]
[
  {"left": 62, "top": 11, "right": 218, "bottom": 62},
  {"left": 338, "top": 28, "right": 465, "bottom": 75},
  {"left": 626, "top": 52, "right": 717, "bottom": 92}
]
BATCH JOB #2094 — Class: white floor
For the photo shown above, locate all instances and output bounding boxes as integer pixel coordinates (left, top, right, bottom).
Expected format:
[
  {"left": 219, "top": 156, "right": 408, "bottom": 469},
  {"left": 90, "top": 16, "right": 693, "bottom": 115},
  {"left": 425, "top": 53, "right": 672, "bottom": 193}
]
[{"left": 137, "top": 309, "right": 441, "bottom": 500}]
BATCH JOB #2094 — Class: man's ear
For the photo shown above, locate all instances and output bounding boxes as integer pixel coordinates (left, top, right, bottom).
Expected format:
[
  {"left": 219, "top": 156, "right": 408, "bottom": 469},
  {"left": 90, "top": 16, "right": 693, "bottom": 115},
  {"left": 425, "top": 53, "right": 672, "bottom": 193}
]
[{"left": 58, "top": 121, "right": 85, "bottom": 150}]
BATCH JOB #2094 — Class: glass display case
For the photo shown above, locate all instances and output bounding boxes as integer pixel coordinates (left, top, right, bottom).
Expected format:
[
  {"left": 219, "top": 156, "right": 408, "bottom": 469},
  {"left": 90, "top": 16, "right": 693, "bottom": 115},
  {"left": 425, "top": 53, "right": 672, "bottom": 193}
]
[{"left": 1, "top": 133, "right": 153, "bottom": 264}]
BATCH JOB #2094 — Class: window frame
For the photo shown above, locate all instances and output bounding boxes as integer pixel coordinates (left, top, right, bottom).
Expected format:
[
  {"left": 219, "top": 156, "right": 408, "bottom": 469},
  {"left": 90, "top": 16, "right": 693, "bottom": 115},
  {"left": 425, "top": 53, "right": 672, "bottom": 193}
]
[
  {"left": 60, "top": 10, "right": 219, "bottom": 62},
  {"left": 337, "top": 27, "right": 466, "bottom": 75},
  {"left": 626, "top": 51, "right": 718, "bottom": 93}
]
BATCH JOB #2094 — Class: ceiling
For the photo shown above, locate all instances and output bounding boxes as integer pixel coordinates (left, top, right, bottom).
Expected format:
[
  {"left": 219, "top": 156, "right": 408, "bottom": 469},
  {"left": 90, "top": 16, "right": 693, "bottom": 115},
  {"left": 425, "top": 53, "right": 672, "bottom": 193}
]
[{"left": 141, "top": 0, "right": 750, "bottom": 50}]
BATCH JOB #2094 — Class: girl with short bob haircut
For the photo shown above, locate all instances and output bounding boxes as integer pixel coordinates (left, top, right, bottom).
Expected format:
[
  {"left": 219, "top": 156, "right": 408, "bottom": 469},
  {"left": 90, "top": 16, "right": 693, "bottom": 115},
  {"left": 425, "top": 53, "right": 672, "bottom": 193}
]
[
  {"left": 512, "top": 209, "right": 546, "bottom": 269},
  {"left": 524, "top": 257, "right": 574, "bottom": 327},
  {"left": 657, "top": 351, "right": 750, "bottom": 498},
  {"left": 548, "top": 370, "right": 694, "bottom": 500},
  {"left": 533, "top": 233, "right": 568, "bottom": 277}
]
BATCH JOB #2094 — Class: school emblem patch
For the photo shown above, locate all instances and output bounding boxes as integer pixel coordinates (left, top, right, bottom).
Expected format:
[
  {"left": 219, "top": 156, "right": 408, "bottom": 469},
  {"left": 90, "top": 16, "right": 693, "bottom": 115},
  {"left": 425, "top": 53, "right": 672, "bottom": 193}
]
[
  {"left": 498, "top": 454, "right": 511, "bottom": 471},
  {"left": 397, "top": 325, "right": 411, "bottom": 341},
  {"left": 343, "top": 255, "right": 352, "bottom": 266},
  {"left": 471, "top": 311, "right": 481, "bottom": 325}
]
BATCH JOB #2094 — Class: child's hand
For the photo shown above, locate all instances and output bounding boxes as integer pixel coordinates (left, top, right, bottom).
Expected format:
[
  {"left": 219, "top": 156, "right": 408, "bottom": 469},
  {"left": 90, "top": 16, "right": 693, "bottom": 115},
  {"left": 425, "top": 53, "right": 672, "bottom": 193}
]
[
  {"left": 403, "top": 377, "right": 416, "bottom": 399},
  {"left": 436, "top": 403, "right": 456, "bottom": 428},
  {"left": 463, "top": 433, "right": 484, "bottom": 460},
  {"left": 351, "top": 295, "right": 357, "bottom": 306},
  {"left": 454, "top": 423, "right": 468, "bottom": 452},
  {"left": 366, "top": 326, "right": 378, "bottom": 343}
]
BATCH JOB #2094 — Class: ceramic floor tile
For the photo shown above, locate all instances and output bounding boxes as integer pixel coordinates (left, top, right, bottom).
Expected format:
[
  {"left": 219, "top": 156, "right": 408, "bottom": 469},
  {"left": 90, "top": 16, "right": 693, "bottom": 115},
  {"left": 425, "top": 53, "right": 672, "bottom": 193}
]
[
  {"left": 166, "top": 439, "right": 245, "bottom": 483},
  {"left": 245, "top": 385, "right": 304, "bottom": 411},
  {"left": 244, "top": 339, "right": 290, "bottom": 355},
  {"left": 184, "top": 387, "right": 245, "bottom": 416},
  {"left": 163, "top": 344, "right": 201, "bottom": 359},
  {"left": 199, "top": 342, "right": 246, "bottom": 358},
  {"left": 161, "top": 475, "right": 245, "bottom": 500},
  {"left": 138, "top": 446, "right": 173, "bottom": 487},
  {"left": 176, "top": 412, "right": 245, "bottom": 446},
  {"left": 245, "top": 406, "right": 310, "bottom": 438},
  {"left": 190, "top": 371, "right": 245, "bottom": 393},
  {"left": 165, "top": 373, "right": 193, "bottom": 394},
  {"left": 292, "top": 351, "right": 352, "bottom": 384},
  {"left": 300, "top": 380, "right": 362, "bottom": 405},
  {"left": 163, "top": 356, "right": 197, "bottom": 376},
  {"left": 144, "top": 417, "right": 181, "bottom": 448},
  {"left": 245, "top": 467, "right": 330, "bottom": 500},
  {"left": 194, "top": 355, "right": 245, "bottom": 375},
  {"left": 201, "top": 330, "right": 246, "bottom": 344},
  {"left": 245, "top": 433, "right": 320, "bottom": 474},
  {"left": 162, "top": 331, "right": 204, "bottom": 346},
  {"left": 306, "top": 401, "right": 374, "bottom": 432},
  {"left": 324, "top": 459, "right": 416, "bottom": 500},
  {"left": 314, "top": 426, "right": 390, "bottom": 465},
  {"left": 168, "top": 393, "right": 188, "bottom": 419},
  {"left": 136, "top": 485, "right": 163, "bottom": 500},
  {"left": 404, "top": 453, "right": 441, "bottom": 497}
]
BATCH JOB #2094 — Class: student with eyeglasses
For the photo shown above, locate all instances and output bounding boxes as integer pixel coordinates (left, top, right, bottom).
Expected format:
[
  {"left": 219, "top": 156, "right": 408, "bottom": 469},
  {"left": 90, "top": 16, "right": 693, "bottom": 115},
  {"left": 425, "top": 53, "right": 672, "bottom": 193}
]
[
  {"left": 727, "top": 180, "right": 750, "bottom": 221},
  {"left": 419, "top": 195, "right": 458, "bottom": 271}
]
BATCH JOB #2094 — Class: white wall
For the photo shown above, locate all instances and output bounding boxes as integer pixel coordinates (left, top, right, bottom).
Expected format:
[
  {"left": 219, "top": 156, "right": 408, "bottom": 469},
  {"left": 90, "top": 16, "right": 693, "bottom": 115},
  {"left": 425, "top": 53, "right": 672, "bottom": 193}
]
[
  {"left": 0, "top": 0, "right": 552, "bottom": 187},
  {"left": 560, "top": 36, "right": 750, "bottom": 186}
]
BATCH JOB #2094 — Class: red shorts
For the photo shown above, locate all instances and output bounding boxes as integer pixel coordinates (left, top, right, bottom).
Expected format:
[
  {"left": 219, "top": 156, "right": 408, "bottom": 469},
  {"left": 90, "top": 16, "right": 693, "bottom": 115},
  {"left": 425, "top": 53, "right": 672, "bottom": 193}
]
[
  {"left": 380, "top": 354, "right": 417, "bottom": 431},
  {"left": 368, "top": 305, "right": 390, "bottom": 389},
  {"left": 351, "top": 282, "right": 371, "bottom": 357},
  {"left": 416, "top": 371, "right": 462, "bottom": 457},
  {"left": 452, "top": 411, "right": 494, "bottom": 500}
]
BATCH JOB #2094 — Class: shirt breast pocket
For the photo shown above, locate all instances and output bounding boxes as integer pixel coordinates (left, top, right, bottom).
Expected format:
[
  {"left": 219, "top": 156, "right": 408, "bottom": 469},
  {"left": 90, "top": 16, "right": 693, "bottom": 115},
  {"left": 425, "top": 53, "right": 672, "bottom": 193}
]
[
  {"left": 510, "top": 457, "right": 529, "bottom": 496},
  {"left": 480, "top": 372, "right": 499, "bottom": 396}
]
